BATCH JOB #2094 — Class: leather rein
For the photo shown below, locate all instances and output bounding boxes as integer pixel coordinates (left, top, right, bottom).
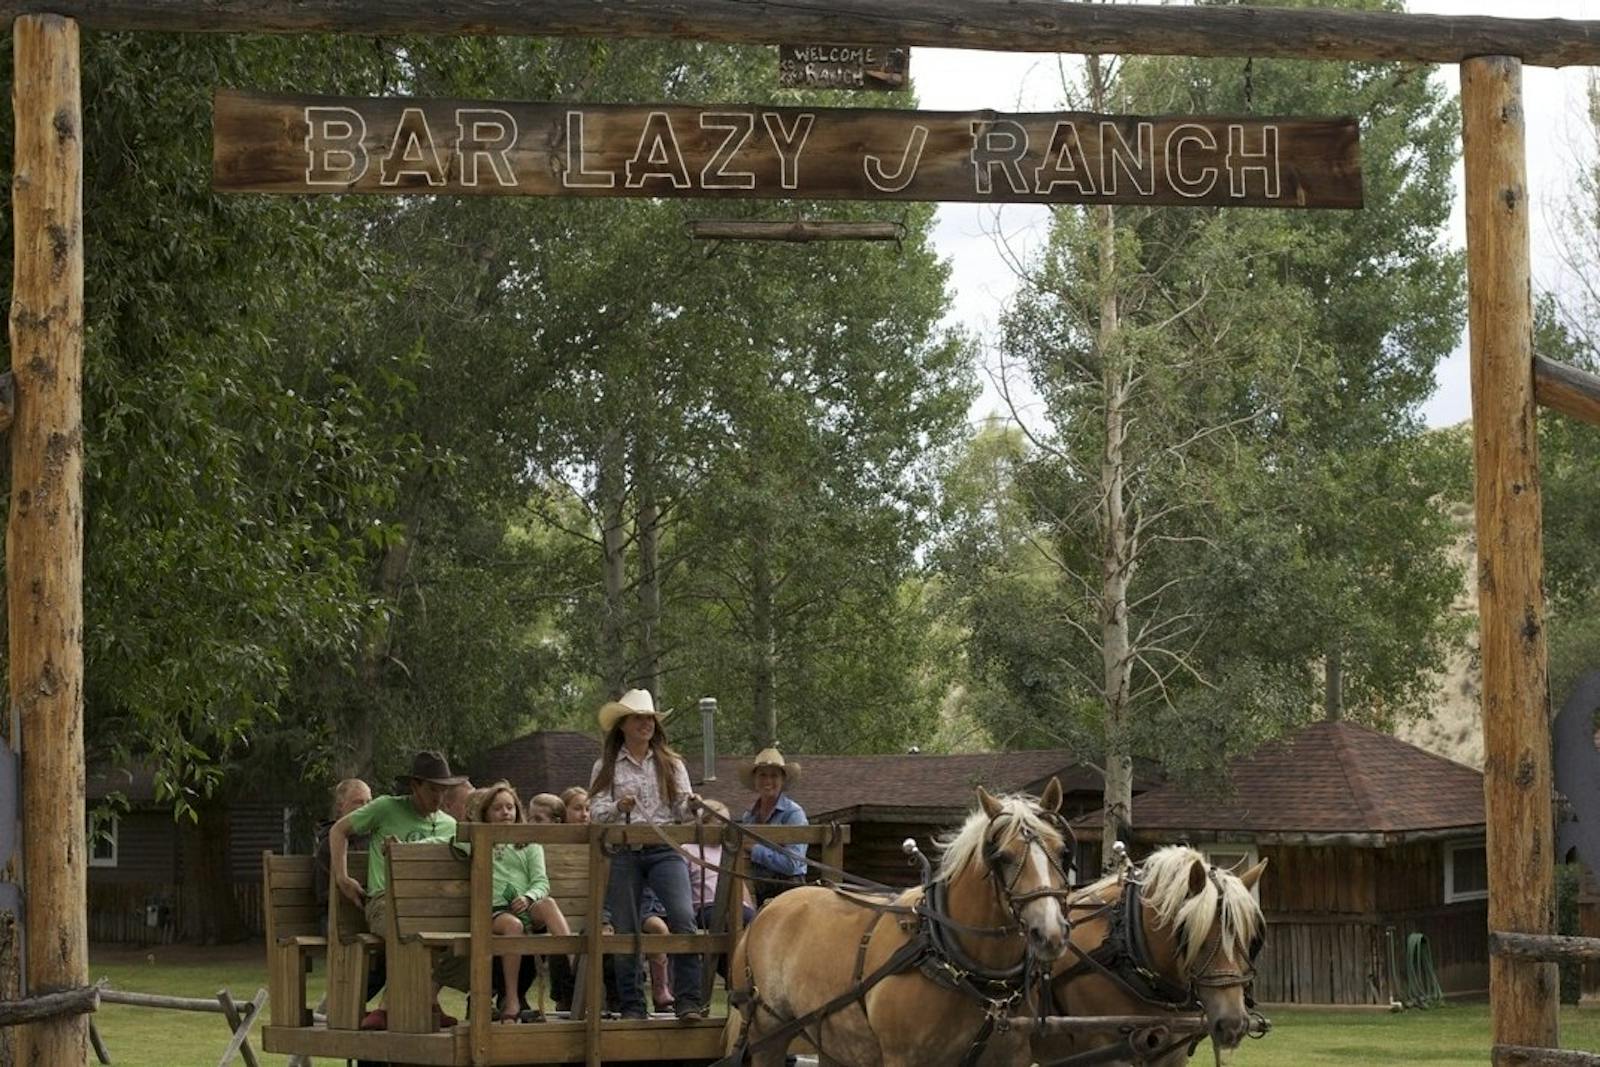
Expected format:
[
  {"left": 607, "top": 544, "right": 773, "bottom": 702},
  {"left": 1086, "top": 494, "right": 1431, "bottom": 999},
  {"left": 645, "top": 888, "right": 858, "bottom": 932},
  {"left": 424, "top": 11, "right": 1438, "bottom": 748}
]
[{"left": 718, "top": 815, "right": 1074, "bottom": 1067}]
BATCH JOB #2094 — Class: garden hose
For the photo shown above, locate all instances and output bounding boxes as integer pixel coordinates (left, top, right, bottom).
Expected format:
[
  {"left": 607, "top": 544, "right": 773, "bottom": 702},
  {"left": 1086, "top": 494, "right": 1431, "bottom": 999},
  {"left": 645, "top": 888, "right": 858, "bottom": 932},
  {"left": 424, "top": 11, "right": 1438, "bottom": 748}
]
[
  {"left": 1404, "top": 932, "right": 1445, "bottom": 1008},
  {"left": 1387, "top": 928, "right": 1444, "bottom": 1009}
]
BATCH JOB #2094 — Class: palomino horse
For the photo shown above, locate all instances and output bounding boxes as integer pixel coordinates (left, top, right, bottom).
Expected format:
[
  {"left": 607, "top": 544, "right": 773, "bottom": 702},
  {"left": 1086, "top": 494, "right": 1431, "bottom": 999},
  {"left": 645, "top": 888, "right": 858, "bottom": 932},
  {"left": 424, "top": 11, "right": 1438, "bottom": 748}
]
[
  {"left": 1034, "top": 845, "right": 1267, "bottom": 1067},
  {"left": 722, "top": 781, "right": 1072, "bottom": 1067}
]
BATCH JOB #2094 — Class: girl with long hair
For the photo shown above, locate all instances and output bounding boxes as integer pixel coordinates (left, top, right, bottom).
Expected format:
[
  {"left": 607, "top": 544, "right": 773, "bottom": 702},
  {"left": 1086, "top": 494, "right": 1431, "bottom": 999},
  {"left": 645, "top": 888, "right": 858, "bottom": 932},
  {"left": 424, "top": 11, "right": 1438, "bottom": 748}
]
[{"left": 588, "top": 688, "right": 704, "bottom": 1020}]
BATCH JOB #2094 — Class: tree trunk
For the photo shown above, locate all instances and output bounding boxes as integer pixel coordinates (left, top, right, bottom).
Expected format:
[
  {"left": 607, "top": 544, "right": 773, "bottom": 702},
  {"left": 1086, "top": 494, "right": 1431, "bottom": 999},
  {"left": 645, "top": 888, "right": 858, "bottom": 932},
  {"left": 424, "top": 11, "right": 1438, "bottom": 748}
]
[
  {"left": 751, "top": 525, "right": 777, "bottom": 751},
  {"left": 9, "top": 17, "right": 88, "bottom": 1065},
  {"left": 1090, "top": 51, "right": 1135, "bottom": 871},
  {"left": 635, "top": 437, "right": 662, "bottom": 702},
  {"left": 177, "top": 798, "right": 244, "bottom": 944},
  {"left": 1324, "top": 647, "right": 1344, "bottom": 721},
  {"left": 351, "top": 516, "right": 418, "bottom": 777},
  {"left": 598, "top": 423, "right": 629, "bottom": 698}
]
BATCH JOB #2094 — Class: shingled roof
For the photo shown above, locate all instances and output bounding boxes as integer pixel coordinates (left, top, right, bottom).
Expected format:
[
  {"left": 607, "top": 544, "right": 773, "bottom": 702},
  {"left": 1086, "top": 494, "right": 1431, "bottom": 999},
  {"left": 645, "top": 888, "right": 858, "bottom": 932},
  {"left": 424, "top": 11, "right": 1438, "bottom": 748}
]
[
  {"left": 1076, "top": 720, "right": 1484, "bottom": 844},
  {"left": 472, "top": 730, "right": 601, "bottom": 800},
  {"left": 471, "top": 731, "right": 1160, "bottom": 823}
]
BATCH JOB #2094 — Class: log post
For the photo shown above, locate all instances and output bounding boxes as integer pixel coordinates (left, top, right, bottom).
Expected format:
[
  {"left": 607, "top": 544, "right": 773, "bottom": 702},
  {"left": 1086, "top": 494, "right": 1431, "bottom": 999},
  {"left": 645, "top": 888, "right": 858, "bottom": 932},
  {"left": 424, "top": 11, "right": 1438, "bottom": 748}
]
[
  {"left": 1462, "top": 54, "right": 1559, "bottom": 1054},
  {"left": 8, "top": 14, "right": 87, "bottom": 1067}
]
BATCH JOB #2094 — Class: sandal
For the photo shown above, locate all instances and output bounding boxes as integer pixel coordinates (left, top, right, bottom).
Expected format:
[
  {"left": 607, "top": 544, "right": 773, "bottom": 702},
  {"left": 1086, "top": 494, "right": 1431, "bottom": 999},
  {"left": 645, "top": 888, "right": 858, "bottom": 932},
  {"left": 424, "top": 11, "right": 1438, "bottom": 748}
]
[{"left": 517, "top": 1008, "right": 545, "bottom": 1023}]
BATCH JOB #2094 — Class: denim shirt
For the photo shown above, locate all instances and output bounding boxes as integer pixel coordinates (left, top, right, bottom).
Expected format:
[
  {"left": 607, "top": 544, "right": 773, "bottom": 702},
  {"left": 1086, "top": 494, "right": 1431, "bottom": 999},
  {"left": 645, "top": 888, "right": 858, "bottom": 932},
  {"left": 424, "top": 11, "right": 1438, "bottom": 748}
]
[{"left": 739, "top": 792, "right": 808, "bottom": 877}]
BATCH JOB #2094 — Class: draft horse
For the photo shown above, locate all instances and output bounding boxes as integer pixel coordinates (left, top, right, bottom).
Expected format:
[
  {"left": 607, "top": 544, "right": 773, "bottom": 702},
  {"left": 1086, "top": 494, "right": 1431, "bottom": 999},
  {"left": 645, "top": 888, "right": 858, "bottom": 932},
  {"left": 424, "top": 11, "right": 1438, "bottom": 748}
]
[
  {"left": 1035, "top": 845, "right": 1268, "bottom": 1067},
  {"left": 722, "top": 781, "right": 1073, "bottom": 1067}
]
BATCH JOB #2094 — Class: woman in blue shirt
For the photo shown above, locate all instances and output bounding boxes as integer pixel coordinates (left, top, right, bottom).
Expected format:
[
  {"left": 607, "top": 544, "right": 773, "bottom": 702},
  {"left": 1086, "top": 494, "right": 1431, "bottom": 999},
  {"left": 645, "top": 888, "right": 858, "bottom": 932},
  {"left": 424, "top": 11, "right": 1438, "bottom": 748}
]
[{"left": 737, "top": 748, "right": 808, "bottom": 907}]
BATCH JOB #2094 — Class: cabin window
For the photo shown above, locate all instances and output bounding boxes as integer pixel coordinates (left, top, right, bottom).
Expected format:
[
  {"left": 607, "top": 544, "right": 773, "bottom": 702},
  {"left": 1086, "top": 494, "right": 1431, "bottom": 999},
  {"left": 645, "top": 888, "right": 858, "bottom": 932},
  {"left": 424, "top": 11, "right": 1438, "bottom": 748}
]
[
  {"left": 88, "top": 813, "right": 119, "bottom": 869},
  {"left": 1201, "top": 844, "right": 1260, "bottom": 899},
  {"left": 1444, "top": 840, "right": 1488, "bottom": 902}
]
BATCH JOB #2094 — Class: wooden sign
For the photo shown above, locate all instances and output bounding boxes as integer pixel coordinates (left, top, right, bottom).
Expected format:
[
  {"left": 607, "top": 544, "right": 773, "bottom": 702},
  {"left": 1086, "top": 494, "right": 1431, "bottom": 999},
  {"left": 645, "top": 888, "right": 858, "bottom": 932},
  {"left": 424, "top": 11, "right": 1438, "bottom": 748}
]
[
  {"left": 212, "top": 90, "right": 1362, "bottom": 209},
  {"left": 778, "top": 44, "right": 909, "bottom": 91}
]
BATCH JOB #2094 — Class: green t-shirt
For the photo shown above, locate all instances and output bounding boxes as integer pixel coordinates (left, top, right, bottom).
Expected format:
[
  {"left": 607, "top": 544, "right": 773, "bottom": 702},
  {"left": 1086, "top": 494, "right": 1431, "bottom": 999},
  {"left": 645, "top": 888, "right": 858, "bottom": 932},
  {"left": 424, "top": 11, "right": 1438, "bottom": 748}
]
[
  {"left": 490, "top": 843, "right": 549, "bottom": 909},
  {"left": 348, "top": 794, "right": 457, "bottom": 898}
]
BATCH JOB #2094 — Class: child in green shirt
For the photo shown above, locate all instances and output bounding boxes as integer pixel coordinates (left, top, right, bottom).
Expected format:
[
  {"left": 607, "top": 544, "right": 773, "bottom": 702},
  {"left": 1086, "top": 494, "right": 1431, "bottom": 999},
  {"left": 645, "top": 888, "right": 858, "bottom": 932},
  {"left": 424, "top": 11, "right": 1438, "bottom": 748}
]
[{"left": 473, "top": 780, "right": 574, "bottom": 1023}]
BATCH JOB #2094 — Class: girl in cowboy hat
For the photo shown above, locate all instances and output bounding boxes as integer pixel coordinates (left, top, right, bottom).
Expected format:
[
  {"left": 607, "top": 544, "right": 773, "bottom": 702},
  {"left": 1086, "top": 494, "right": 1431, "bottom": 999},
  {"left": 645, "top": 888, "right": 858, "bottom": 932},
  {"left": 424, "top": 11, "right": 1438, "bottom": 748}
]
[
  {"left": 738, "top": 747, "right": 809, "bottom": 907},
  {"left": 587, "top": 688, "right": 706, "bottom": 1021}
]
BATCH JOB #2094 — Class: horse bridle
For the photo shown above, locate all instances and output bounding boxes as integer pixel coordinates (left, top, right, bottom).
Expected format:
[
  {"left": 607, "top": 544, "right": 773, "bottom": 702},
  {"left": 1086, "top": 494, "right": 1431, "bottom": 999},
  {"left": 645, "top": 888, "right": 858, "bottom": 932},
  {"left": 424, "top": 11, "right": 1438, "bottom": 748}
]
[
  {"left": 1178, "top": 870, "right": 1262, "bottom": 999},
  {"left": 981, "top": 816, "right": 1076, "bottom": 930},
  {"left": 1057, "top": 866, "right": 1262, "bottom": 1014}
]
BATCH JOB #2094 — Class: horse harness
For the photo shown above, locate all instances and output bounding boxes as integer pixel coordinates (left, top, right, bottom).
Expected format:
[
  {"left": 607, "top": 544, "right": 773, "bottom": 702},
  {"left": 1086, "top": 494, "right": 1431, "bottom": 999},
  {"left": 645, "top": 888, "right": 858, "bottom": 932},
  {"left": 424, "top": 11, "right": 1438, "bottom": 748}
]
[
  {"left": 717, "top": 818, "right": 1072, "bottom": 1067},
  {"left": 1043, "top": 868, "right": 1264, "bottom": 1065}
]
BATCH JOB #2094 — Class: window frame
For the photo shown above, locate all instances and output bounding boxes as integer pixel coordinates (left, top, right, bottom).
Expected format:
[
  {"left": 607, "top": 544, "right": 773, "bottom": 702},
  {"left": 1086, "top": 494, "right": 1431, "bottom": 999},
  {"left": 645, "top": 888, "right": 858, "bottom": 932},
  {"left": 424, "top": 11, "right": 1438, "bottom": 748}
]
[
  {"left": 88, "top": 813, "right": 119, "bottom": 869},
  {"left": 1443, "top": 838, "right": 1489, "bottom": 903},
  {"left": 1200, "top": 843, "right": 1260, "bottom": 900}
]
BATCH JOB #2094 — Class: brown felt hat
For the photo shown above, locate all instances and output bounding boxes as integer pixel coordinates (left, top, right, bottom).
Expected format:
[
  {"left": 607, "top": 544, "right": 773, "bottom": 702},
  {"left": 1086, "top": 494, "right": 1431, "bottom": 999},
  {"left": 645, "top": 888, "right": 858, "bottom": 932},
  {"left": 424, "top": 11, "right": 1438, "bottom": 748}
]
[{"left": 403, "top": 750, "right": 467, "bottom": 787}]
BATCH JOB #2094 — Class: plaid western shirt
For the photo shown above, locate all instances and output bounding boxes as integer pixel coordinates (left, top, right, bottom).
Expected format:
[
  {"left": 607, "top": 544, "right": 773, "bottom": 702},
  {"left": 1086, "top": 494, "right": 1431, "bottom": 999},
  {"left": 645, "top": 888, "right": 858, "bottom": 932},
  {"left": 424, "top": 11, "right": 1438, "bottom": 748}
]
[{"left": 589, "top": 746, "right": 693, "bottom": 824}]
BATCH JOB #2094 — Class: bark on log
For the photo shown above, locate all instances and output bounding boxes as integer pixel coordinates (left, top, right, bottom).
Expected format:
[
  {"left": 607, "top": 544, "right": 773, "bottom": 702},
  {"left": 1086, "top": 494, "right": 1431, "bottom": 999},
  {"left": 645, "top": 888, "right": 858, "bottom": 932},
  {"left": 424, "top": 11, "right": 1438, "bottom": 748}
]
[
  {"left": 1462, "top": 54, "right": 1559, "bottom": 1055},
  {"left": 0, "top": 985, "right": 98, "bottom": 1027},
  {"left": 1493, "top": 1047, "right": 1600, "bottom": 1067},
  {"left": 1491, "top": 931, "right": 1600, "bottom": 965},
  {"left": 687, "top": 221, "right": 903, "bottom": 242},
  {"left": 1534, "top": 355, "right": 1600, "bottom": 427},
  {"left": 0, "top": 1, "right": 1598, "bottom": 67},
  {"left": 9, "top": 14, "right": 88, "bottom": 1067}
]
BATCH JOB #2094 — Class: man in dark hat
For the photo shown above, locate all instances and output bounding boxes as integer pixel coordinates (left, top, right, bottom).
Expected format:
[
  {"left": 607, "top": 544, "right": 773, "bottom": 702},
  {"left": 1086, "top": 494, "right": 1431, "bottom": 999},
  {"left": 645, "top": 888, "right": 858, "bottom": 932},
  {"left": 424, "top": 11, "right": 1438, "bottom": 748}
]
[{"left": 327, "top": 750, "right": 470, "bottom": 1030}]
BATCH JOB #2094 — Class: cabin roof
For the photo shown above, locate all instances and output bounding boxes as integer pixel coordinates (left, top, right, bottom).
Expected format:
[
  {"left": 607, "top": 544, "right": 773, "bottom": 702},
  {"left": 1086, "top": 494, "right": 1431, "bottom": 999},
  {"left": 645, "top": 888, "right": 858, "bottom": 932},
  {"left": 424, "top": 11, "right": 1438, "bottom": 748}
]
[
  {"left": 472, "top": 731, "right": 1159, "bottom": 822},
  {"left": 1075, "top": 720, "right": 1484, "bottom": 842}
]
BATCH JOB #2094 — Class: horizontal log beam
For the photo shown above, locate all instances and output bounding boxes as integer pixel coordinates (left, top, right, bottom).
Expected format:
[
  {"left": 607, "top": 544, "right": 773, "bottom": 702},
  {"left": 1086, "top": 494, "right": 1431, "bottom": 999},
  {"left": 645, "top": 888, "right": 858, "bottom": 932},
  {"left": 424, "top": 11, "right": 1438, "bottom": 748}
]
[
  {"left": 99, "top": 988, "right": 226, "bottom": 1012},
  {"left": 687, "top": 220, "right": 904, "bottom": 242},
  {"left": 1491, "top": 931, "right": 1600, "bottom": 964},
  {"left": 0, "top": 985, "right": 99, "bottom": 1028},
  {"left": 1493, "top": 1046, "right": 1600, "bottom": 1067},
  {"left": 1535, "top": 355, "right": 1600, "bottom": 427},
  {"left": 0, "top": 1, "right": 1599, "bottom": 67}
]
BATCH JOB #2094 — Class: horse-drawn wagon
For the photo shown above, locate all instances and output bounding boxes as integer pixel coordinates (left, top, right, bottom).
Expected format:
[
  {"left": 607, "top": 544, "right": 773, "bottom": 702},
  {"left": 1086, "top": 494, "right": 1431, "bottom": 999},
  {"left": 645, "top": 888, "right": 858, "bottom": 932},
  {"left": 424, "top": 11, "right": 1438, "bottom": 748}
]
[
  {"left": 261, "top": 820, "right": 844, "bottom": 1066},
  {"left": 261, "top": 787, "right": 1269, "bottom": 1067}
]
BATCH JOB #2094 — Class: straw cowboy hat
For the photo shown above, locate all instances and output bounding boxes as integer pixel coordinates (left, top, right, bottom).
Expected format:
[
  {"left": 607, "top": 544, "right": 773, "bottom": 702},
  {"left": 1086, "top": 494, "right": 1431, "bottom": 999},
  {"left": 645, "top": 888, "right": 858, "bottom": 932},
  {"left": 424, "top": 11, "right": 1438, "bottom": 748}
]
[
  {"left": 740, "top": 747, "right": 802, "bottom": 790},
  {"left": 597, "top": 688, "right": 670, "bottom": 735}
]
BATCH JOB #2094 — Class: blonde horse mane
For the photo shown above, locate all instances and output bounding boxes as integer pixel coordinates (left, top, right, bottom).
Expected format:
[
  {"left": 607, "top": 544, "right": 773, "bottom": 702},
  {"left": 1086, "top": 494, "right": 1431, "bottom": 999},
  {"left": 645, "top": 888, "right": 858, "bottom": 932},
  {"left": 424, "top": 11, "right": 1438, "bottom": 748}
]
[
  {"left": 931, "top": 793, "right": 1065, "bottom": 884},
  {"left": 1080, "top": 845, "right": 1262, "bottom": 970}
]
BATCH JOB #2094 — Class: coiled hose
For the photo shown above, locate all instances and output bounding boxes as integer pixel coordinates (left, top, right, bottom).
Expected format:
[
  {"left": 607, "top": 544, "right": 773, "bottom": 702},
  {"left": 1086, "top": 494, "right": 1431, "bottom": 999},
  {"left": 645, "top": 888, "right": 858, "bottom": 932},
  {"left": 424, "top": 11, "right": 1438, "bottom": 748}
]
[{"left": 1387, "top": 928, "right": 1445, "bottom": 1009}]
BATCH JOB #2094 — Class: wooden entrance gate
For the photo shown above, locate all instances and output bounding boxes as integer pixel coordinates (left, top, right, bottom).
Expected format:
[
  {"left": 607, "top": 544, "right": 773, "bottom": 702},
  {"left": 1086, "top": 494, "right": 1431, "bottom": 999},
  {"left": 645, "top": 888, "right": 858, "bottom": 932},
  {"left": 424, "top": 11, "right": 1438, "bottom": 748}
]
[{"left": 6, "top": 3, "right": 1600, "bottom": 1064}]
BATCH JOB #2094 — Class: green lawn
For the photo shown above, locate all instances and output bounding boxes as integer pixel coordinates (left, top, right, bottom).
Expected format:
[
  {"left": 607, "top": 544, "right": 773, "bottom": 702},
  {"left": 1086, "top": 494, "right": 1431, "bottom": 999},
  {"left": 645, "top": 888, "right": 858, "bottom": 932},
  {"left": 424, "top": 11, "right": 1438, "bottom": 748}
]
[
  {"left": 85, "top": 943, "right": 1600, "bottom": 1066},
  {"left": 1225, "top": 1003, "right": 1600, "bottom": 1065}
]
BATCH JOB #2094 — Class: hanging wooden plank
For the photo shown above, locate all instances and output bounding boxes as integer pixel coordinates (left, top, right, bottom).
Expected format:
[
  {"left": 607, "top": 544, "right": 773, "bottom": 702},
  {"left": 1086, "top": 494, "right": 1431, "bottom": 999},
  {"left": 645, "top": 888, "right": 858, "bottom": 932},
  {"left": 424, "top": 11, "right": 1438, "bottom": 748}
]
[
  {"left": 212, "top": 90, "right": 1364, "bottom": 209},
  {"left": 2, "top": 1, "right": 1600, "bottom": 67},
  {"left": 9, "top": 14, "right": 87, "bottom": 1067},
  {"left": 1462, "top": 54, "right": 1559, "bottom": 1055}
]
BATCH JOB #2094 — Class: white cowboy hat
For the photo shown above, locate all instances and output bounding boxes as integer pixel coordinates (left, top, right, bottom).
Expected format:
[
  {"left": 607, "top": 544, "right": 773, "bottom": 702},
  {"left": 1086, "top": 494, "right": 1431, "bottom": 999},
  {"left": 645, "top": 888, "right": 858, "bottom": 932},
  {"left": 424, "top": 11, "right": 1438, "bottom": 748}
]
[
  {"left": 740, "top": 747, "right": 802, "bottom": 789},
  {"left": 597, "top": 688, "right": 670, "bottom": 735}
]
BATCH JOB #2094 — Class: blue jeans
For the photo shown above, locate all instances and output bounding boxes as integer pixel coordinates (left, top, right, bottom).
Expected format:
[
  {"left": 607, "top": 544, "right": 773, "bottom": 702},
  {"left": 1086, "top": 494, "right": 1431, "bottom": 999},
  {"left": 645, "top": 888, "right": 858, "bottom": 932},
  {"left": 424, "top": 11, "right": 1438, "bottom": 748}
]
[{"left": 606, "top": 845, "right": 702, "bottom": 1012}]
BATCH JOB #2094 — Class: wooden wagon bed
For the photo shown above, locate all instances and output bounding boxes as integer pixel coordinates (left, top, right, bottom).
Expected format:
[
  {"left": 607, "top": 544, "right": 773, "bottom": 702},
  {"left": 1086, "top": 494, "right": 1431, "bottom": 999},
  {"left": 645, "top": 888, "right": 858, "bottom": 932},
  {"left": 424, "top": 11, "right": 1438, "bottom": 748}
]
[{"left": 261, "top": 820, "right": 847, "bottom": 1067}]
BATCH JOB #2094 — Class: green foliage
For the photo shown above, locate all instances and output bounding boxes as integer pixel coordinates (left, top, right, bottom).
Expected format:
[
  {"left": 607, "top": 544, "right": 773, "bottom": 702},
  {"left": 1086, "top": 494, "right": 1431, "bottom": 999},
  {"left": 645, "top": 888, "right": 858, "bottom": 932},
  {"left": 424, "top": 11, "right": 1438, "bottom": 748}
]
[{"left": 936, "top": 0, "right": 1467, "bottom": 791}]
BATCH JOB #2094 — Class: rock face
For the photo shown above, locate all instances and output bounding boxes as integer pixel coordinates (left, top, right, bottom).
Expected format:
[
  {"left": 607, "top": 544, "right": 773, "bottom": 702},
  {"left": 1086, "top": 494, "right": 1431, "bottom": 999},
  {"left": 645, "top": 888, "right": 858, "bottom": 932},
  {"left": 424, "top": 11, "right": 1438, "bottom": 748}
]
[{"left": 1396, "top": 502, "right": 1485, "bottom": 769}]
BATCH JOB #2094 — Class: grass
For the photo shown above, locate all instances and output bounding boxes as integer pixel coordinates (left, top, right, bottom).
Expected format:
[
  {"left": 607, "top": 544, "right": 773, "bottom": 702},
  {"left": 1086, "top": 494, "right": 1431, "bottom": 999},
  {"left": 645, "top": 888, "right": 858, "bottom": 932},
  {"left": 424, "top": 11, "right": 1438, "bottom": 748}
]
[
  {"left": 86, "top": 943, "right": 1600, "bottom": 1066},
  {"left": 1229, "top": 1003, "right": 1600, "bottom": 1065}
]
